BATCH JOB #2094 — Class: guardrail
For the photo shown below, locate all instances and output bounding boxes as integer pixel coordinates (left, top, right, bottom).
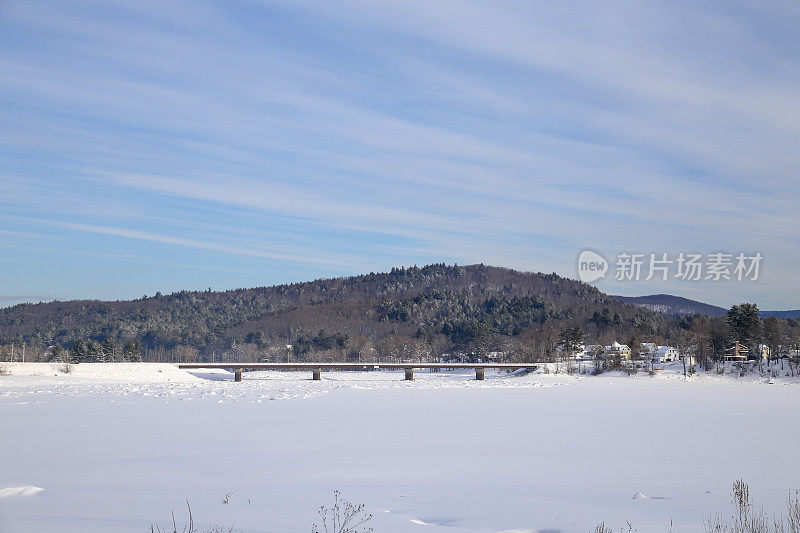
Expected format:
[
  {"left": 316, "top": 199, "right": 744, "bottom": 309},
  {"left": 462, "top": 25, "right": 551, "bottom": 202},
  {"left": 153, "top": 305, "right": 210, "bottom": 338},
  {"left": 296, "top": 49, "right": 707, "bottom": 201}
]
[{"left": 177, "top": 362, "right": 537, "bottom": 381}]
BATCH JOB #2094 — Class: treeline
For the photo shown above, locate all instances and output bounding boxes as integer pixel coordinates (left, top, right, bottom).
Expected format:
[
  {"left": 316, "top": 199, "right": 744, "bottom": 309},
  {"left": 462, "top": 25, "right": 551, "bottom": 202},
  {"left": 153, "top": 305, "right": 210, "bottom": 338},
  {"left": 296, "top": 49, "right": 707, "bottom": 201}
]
[
  {"left": 558, "top": 303, "right": 800, "bottom": 372},
  {"left": 673, "top": 304, "right": 800, "bottom": 369},
  {"left": 0, "top": 264, "right": 797, "bottom": 364}
]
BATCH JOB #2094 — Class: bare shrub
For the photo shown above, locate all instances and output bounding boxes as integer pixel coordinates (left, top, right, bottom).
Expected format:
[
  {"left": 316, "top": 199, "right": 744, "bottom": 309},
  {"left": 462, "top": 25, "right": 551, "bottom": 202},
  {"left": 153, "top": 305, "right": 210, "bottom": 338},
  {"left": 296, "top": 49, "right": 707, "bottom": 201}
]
[
  {"left": 150, "top": 501, "right": 237, "bottom": 533},
  {"left": 775, "top": 490, "right": 800, "bottom": 533},
  {"left": 592, "top": 522, "right": 638, "bottom": 533},
  {"left": 0, "top": 362, "right": 7, "bottom": 375},
  {"left": 60, "top": 351, "right": 73, "bottom": 374},
  {"left": 706, "top": 480, "right": 800, "bottom": 533},
  {"left": 593, "top": 359, "right": 605, "bottom": 375},
  {"left": 313, "top": 490, "right": 373, "bottom": 533},
  {"left": 596, "top": 481, "right": 799, "bottom": 533},
  {"left": 151, "top": 501, "right": 195, "bottom": 533}
]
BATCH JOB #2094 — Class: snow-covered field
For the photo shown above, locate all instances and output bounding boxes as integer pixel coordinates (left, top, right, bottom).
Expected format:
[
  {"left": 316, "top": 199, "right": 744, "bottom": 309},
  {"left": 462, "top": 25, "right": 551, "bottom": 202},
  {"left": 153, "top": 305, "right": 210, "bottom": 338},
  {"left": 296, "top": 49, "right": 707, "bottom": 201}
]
[{"left": 1, "top": 363, "right": 798, "bottom": 533}]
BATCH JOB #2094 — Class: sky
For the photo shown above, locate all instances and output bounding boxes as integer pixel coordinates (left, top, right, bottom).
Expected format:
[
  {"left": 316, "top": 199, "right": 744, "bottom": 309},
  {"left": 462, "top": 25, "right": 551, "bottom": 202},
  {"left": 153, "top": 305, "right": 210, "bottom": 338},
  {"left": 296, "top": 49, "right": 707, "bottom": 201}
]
[{"left": 1, "top": 0, "right": 799, "bottom": 310}]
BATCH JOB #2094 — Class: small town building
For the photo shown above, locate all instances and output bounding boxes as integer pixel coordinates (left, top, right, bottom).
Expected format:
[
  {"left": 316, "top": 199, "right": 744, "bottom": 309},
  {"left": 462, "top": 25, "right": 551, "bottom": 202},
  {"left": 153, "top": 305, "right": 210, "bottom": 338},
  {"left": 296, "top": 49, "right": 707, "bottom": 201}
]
[
  {"left": 652, "top": 345, "right": 679, "bottom": 363},
  {"left": 639, "top": 343, "right": 658, "bottom": 359},
  {"left": 724, "top": 341, "right": 749, "bottom": 361},
  {"left": 604, "top": 341, "right": 631, "bottom": 360},
  {"left": 556, "top": 343, "right": 586, "bottom": 359},
  {"left": 583, "top": 344, "right": 604, "bottom": 358}
]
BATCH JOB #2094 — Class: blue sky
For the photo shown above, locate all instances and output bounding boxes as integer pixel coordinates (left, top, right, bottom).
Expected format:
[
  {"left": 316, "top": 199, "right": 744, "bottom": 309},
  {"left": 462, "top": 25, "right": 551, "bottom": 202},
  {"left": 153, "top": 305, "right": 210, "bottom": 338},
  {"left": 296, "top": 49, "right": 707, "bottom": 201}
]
[{"left": 1, "top": 1, "right": 799, "bottom": 309}]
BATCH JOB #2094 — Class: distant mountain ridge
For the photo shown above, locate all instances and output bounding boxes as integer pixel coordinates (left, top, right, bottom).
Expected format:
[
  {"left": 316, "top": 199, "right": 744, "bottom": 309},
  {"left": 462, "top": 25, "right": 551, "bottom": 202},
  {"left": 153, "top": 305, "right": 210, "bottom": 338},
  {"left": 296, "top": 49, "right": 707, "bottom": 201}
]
[{"left": 614, "top": 294, "right": 800, "bottom": 318}]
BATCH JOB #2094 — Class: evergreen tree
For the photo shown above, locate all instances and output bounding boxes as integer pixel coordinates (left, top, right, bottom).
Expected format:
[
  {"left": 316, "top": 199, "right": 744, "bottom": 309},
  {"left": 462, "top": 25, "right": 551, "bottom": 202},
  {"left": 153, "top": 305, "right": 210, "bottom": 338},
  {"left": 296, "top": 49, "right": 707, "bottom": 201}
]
[
  {"left": 726, "top": 303, "right": 761, "bottom": 354},
  {"left": 85, "top": 340, "right": 100, "bottom": 363},
  {"left": 558, "top": 325, "right": 583, "bottom": 356},
  {"left": 50, "top": 344, "right": 63, "bottom": 362},
  {"left": 101, "top": 338, "right": 116, "bottom": 362},
  {"left": 123, "top": 340, "right": 143, "bottom": 362},
  {"left": 71, "top": 340, "right": 86, "bottom": 362}
]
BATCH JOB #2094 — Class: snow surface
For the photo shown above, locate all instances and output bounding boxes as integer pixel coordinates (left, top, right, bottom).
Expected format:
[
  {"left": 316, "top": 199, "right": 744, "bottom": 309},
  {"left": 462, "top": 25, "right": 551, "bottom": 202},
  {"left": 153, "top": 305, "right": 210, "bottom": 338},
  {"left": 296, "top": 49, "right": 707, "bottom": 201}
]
[
  {"left": 0, "top": 486, "right": 44, "bottom": 499},
  {"left": 1, "top": 363, "right": 799, "bottom": 533}
]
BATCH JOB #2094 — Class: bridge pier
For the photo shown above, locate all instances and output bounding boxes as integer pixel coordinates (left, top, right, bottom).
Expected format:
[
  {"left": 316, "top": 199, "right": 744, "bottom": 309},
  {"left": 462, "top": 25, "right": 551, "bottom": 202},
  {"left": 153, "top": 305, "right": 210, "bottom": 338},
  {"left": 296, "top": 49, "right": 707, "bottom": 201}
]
[
  {"left": 312, "top": 368, "right": 321, "bottom": 380},
  {"left": 404, "top": 368, "right": 414, "bottom": 381},
  {"left": 234, "top": 368, "right": 243, "bottom": 382},
  {"left": 475, "top": 367, "right": 485, "bottom": 380}
]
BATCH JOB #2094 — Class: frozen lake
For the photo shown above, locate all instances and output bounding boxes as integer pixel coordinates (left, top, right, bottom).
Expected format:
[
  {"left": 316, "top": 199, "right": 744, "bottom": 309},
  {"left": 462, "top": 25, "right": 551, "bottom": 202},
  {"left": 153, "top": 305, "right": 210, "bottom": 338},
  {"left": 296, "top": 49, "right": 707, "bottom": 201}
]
[{"left": 1, "top": 363, "right": 798, "bottom": 532}]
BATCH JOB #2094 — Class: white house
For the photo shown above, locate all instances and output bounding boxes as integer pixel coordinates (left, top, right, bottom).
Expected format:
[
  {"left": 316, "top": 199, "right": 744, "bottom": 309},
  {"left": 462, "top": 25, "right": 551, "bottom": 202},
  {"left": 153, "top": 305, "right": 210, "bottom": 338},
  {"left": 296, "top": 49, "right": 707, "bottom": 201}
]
[
  {"left": 584, "top": 344, "right": 604, "bottom": 358},
  {"left": 652, "top": 345, "right": 679, "bottom": 363}
]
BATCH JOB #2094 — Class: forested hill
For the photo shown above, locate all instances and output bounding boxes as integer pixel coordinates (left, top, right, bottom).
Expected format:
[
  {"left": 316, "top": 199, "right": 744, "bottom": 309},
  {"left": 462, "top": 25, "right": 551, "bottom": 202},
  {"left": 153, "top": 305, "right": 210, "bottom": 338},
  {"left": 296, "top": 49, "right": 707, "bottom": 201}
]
[{"left": 0, "top": 264, "right": 676, "bottom": 361}]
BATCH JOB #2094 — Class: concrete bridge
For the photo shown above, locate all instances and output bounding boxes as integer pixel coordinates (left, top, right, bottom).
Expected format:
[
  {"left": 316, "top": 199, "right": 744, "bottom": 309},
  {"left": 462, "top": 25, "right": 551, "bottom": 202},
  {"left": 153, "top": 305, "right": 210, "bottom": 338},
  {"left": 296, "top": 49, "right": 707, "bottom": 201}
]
[{"left": 177, "top": 362, "right": 537, "bottom": 382}]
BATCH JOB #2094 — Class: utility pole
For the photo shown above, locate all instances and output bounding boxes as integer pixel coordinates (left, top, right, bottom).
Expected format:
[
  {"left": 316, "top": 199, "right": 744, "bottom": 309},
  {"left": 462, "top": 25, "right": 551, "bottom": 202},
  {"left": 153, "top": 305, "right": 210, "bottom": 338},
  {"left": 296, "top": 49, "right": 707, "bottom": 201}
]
[{"left": 22, "top": 343, "right": 25, "bottom": 363}]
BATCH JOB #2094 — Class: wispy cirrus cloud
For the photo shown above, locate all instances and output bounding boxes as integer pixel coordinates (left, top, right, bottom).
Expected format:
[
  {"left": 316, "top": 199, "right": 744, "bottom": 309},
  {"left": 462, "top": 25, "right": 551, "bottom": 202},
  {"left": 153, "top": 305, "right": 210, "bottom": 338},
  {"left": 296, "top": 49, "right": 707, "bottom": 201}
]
[{"left": 0, "top": 0, "right": 798, "bottom": 308}]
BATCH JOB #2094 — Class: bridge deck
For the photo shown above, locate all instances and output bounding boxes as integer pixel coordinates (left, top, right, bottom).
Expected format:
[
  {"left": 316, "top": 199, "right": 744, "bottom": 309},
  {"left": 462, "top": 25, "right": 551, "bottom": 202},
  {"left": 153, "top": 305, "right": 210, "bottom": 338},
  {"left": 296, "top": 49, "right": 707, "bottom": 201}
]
[
  {"left": 177, "top": 362, "right": 537, "bottom": 381},
  {"left": 177, "top": 362, "right": 535, "bottom": 370}
]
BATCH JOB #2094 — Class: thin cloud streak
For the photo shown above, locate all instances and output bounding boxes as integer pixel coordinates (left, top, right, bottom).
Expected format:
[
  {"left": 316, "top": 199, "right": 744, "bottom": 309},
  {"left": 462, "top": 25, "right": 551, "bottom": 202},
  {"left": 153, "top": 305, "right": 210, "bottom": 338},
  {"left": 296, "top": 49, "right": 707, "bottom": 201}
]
[{"left": 9, "top": 217, "right": 361, "bottom": 269}]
